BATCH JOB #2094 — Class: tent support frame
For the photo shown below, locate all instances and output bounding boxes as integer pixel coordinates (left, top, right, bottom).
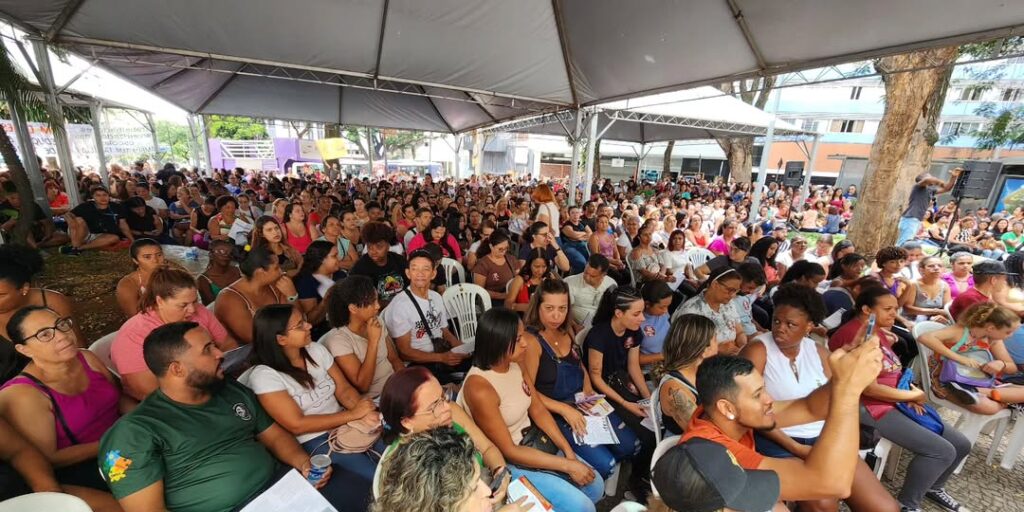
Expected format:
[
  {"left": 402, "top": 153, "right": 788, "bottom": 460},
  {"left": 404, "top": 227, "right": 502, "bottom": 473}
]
[{"left": 30, "top": 37, "right": 80, "bottom": 207}]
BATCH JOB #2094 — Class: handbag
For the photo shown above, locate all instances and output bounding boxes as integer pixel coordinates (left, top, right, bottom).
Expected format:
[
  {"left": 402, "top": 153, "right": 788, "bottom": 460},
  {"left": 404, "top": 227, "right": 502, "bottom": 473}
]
[
  {"left": 18, "top": 373, "right": 80, "bottom": 445},
  {"left": 326, "top": 415, "right": 382, "bottom": 454},
  {"left": 894, "top": 368, "right": 944, "bottom": 435},
  {"left": 519, "top": 425, "right": 559, "bottom": 456},
  {"left": 939, "top": 333, "right": 996, "bottom": 388},
  {"left": 606, "top": 370, "right": 641, "bottom": 404},
  {"left": 405, "top": 288, "right": 451, "bottom": 353}
]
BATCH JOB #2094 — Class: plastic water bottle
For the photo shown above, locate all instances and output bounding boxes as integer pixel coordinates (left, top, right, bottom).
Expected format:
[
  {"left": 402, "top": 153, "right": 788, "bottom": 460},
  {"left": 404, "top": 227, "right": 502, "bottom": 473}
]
[
  {"left": 307, "top": 454, "right": 331, "bottom": 485},
  {"left": 186, "top": 247, "right": 199, "bottom": 262}
]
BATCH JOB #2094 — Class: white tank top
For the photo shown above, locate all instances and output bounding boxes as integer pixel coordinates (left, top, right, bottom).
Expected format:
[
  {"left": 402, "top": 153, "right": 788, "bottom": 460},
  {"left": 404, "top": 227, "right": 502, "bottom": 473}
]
[{"left": 755, "top": 332, "right": 827, "bottom": 439}]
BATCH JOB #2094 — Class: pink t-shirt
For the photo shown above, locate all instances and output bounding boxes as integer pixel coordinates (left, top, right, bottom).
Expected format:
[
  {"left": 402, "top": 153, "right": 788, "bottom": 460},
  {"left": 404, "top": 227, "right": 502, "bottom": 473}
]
[
  {"left": 707, "top": 236, "right": 730, "bottom": 256},
  {"left": 112, "top": 306, "right": 228, "bottom": 375}
]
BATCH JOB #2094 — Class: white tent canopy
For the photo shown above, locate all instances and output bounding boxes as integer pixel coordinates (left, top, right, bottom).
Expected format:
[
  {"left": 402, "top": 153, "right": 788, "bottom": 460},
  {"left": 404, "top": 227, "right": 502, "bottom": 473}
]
[
  {"left": 2, "top": 0, "right": 1024, "bottom": 133},
  {"left": 480, "top": 87, "right": 809, "bottom": 142}
]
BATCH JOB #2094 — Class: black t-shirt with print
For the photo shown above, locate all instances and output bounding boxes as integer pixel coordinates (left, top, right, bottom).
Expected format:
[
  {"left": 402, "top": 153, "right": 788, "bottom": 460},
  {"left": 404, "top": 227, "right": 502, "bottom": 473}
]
[{"left": 583, "top": 321, "right": 644, "bottom": 379}]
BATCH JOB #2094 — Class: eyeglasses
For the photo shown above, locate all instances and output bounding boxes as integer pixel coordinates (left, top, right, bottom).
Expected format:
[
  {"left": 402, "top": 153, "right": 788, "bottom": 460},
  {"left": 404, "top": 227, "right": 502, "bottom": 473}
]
[
  {"left": 413, "top": 395, "right": 449, "bottom": 418},
  {"left": 286, "top": 318, "right": 311, "bottom": 332},
  {"left": 23, "top": 317, "right": 74, "bottom": 343}
]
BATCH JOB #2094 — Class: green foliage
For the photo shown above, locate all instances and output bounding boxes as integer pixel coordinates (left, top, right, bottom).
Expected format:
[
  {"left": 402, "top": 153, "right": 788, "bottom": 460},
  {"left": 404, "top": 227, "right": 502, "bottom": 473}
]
[
  {"left": 340, "top": 126, "right": 427, "bottom": 158},
  {"left": 206, "top": 115, "right": 268, "bottom": 139},
  {"left": 972, "top": 103, "right": 1024, "bottom": 150},
  {"left": 155, "top": 120, "right": 192, "bottom": 162}
]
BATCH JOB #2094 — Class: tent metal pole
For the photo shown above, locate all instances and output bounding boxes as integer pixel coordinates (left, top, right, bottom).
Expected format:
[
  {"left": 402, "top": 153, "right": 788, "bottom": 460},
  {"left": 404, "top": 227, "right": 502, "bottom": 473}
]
[
  {"left": 750, "top": 91, "right": 781, "bottom": 215},
  {"left": 89, "top": 102, "right": 109, "bottom": 186},
  {"left": 799, "top": 135, "right": 821, "bottom": 206},
  {"left": 365, "top": 127, "right": 374, "bottom": 177},
  {"left": 186, "top": 114, "right": 202, "bottom": 170},
  {"left": 567, "top": 109, "right": 583, "bottom": 206},
  {"left": 198, "top": 114, "right": 212, "bottom": 174},
  {"left": 30, "top": 38, "right": 80, "bottom": 207},
  {"left": 635, "top": 143, "right": 645, "bottom": 181},
  {"left": 583, "top": 110, "right": 598, "bottom": 203},
  {"left": 145, "top": 112, "right": 160, "bottom": 170},
  {"left": 6, "top": 98, "right": 51, "bottom": 215}
]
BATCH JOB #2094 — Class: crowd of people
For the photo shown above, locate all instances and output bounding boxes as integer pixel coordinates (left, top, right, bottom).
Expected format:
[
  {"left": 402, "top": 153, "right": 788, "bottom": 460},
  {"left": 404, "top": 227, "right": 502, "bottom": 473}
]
[{"left": 1, "top": 161, "right": 1023, "bottom": 512}]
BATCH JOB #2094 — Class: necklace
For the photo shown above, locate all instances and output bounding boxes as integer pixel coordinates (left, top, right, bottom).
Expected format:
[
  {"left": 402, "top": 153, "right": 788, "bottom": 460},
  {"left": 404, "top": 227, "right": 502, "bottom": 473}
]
[{"left": 789, "top": 358, "right": 800, "bottom": 380}]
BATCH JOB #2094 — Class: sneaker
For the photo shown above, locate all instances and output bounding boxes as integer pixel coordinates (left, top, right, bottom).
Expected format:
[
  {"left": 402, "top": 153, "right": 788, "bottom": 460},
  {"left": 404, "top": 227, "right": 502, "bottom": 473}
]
[
  {"left": 901, "top": 507, "right": 922, "bottom": 512},
  {"left": 925, "top": 488, "right": 962, "bottom": 512},
  {"left": 946, "top": 382, "right": 979, "bottom": 405},
  {"left": 58, "top": 245, "right": 82, "bottom": 256}
]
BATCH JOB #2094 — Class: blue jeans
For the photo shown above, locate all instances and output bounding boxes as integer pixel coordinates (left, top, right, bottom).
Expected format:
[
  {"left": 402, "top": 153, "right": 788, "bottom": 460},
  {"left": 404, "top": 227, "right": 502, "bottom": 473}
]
[
  {"left": 301, "top": 432, "right": 382, "bottom": 483},
  {"left": 560, "top": 237, "right": 590, "bottom": 275},
  {"left": 897, "top": 217, "right": 922, "bottom": 245},
  {"left": 753, "top": 433, "right": 817, "bottom": 458},
  {"left": 556, "top": 414, "right": 638, "bottom": 478},
  {"left": 983, "top": 249, "right": 1005, "bottom": 260},
  {"left": 508, "top": 457, "right": 604, "bottom": 512}
]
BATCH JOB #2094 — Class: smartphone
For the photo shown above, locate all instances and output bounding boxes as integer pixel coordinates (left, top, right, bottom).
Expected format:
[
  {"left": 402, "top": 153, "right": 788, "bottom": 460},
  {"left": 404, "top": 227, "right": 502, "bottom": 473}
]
[
  {"left": 489, "top": 467, "right": 508, "bottom": 497},
  {"left": 865, "top": 313, "right": 877, "bottom": 339}
]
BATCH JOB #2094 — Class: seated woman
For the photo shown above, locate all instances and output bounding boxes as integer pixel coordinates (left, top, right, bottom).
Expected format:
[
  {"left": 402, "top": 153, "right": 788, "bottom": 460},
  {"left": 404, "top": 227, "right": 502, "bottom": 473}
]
[
  {"left": 902, "top": 256, "right": 951, "bottom": 323},
  {"left": 654, "top": 314, "right": 718, "bottom": 436},
  {"left": 505, "top": 248, "right": 551, "bottom": 313},
  {"left": 113, "top": 265, "right": 231, "bottom": 400},
  {"left": 215, "top": 247, "right": 288, "bottom": 345},
  {"left": 241, "top": 304, "right": 380, "bottom": 498},
  {"left": 588, "top": 214, "right": 629, "bottom": 284},
  {"left": 283, "top": 202, "right": 319, "bottom": 255},
  {"left": 740, "top": 283, "right": 900, "bottom": 512},
  {"left": 409, "top": 217, "right": 463, "bottom": 263},
  {"left": 749, "top": 236, "right": 781, "bottom": 287},
  {"left": 372, "top": 427, "right": 526, "bottom": 512},
  {"left": 583, "top": 285, "right": 657, "bottom": 499},
  {"left": 519, "top": 279, "right": 638, "bottom": 483},
  {"left": 918, "top": 302, "right": 1024, "bottom": 414},
  {"left": 294, "top": 240, "right": 341, "bottom": 339},
  {"left": 168, "top": 187, "right": 197, "bottom": 244},
  {"left": 674, "top": 266, "right": 747, "bottom": 355},
  {"left": 828, "top": 286, "right": 970, "bottom": 512},
  {"left": 683, "top": 215, "right": 709, "bottom": 249},
  {"left": 318, "top": 214, "right": 360, "bottom": 272},
  {"left": 941, "top": 252, "right": 975, "bottom": 301},
  {"left": 196, "top": 239, "right": 242, "bottom": 305},
  {"left": 206, "top": 195, "right": 238, "bottom": 244},
  {"left": 115, "top": 238, "right": 165, "bottom": 317},
  {"left": 323, "top": 275, "right": 404, "bottom": 399},
  {"left": 464, "top": 220, "right": 496, "bottom": 271},
  {"left": 472, "top": 229, "right": 517, "bottom": 302},
  {"left": 251, "top": 215, "right": 303, "bottom": 283},
  {"left": 0, "top": 245, "right": 85, "bottom": 383},
  {"left": 377, "top": 366, "right": 512, "bottom": 502},
  {"left": 0, "top": 306, "right": 124, "bottom": 491},
  {"left": 778, "top": 260, "right": 827, "bottom": 291},
  {"left": 638, "top": 281, "right": 674, "bottom": 370},
  {"left": 188, "top": 196, "right": 217, "bottom": 249},
  {"left": 458, "top": 308, "right": 604, "bottom": 512},
  {"left": 707, "top": 219, "right": 738, "bottom": 256},
  {"left": 123, "top": 196, "right": 164, "bottom": 241},
  {"left": 629, "top": 221, "right": 674, "bottom": 286}
]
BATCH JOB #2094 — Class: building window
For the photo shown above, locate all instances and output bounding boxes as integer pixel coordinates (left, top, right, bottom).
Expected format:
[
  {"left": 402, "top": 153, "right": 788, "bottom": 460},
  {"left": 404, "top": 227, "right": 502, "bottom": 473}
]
[
  {"left": 830, "top": 119, "right": 864, "bottom": 133},
  {"left": 959, "top": 87, "right": 984, "bottom": 101},
  {"left": 940, "top": 122, "right": 981, "bottom": 137},
  {"left": 1003, "top": 88, "right": 1024, "bottom": 102},
  {"left": 850, "top": 86, "right": 863, "bottom": 100},
  {"left": 802, "top": 120, "right": 820, "bottom": 133}
]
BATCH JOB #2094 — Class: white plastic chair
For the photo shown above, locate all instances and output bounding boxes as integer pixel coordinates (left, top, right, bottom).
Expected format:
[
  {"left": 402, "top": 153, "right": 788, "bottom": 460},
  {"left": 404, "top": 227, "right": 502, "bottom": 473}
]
[
  {"left": 912, "top": 321, "right": 1010, "bottom": 473},
  {"left": 993, "top": 409, "right": 1024, "bottom": 469},
  {"left": 88, "top": 331, "right": 119, "bottom": 376},
  {"left": 440, "top": 257, "right": 466, "bottom": 288},
  {"left": 0, "top": 492, "right": 91, "bottom": 512},
  {"left": 649, "top": 434, "right": 681, "bottom": 497},
  {"left": 943, "top": 301, "right": 953, "bottom": 321},
  {"left": 609, "top": 502, "right": 647, "bottom": 512},
  {"left": 683, "top": 248, "right": 715, "bottom": 270},
  {"left": 624, "top": 254, "right": 637, "bottom": 287},
  {"left": 442, "top": 284, "right": 492, "bottom": 346},
  {"left": 649, "top": 380, "right": 666, "bottom": 444}
]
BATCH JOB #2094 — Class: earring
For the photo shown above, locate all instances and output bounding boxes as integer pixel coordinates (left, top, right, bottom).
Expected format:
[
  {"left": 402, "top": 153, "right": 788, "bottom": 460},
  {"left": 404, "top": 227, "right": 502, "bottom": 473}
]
[{"left": 727, "top": 414, "right": 735, "bottom": 420}]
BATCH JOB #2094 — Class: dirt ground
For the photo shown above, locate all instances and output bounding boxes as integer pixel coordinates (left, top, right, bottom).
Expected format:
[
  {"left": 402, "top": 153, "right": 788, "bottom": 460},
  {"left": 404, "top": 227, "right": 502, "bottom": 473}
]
[{"left": 37, "top": 250, "right": 132, "bottom": 342}]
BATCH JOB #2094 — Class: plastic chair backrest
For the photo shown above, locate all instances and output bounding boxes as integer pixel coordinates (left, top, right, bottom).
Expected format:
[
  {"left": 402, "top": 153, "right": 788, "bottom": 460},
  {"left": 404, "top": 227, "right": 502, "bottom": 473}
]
[
  {"left": 88, "top": 331, "right": 119, "bottom": 375},
  {"left": 0, "top": 492, "right": 91, "bottom": 512},
  {"left": 912, "top": 321, "right": 949, "bottom": 403},
  {"left": 440, "top": 258, "right": 466, "bottom": 288},
  {"left": 650, "top": 380, "right": 665, "bottom": 443},
  {"left": 442, "top": 284, "right": 492, "bottom": 344},
  {"left": 944, "top": 301, "right": 953, "bottom": 321},
  {"left": 650, "top": 435, "right": 682, "bottom": 497},
  {"left": 575, "top": 325, "right": 592, "bottom": 347},
  {"left": 609, "top": 502, "right": 648, "bottom": 512},
  {"left": 624, "top": 255, "right": 637, "bottom": 287},
  {"left": 684, "top": 248, "right": 715, "bottom": 269}
]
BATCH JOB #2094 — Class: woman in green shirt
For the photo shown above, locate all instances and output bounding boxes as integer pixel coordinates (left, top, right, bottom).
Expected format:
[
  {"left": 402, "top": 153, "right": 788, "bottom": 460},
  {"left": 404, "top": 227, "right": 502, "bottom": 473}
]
[{"left": 1001, "top": 221, "right": 1024, "bottom": 252}]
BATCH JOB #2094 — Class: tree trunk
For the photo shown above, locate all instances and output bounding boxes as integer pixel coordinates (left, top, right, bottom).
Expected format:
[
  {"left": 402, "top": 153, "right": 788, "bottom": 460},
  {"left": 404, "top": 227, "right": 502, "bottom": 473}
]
[
  {"left": 717, "top": 137, "right": 754, "bottom": 183},
  {"left": 0, "top": 125, "right": 36, "bottom": 244},
  {"left": 845, "top": 46, "right": 959, "bottom": 261},
  {"left": 663, "top": 140, "right": 675, "bottom": 176},
  {"left": 592, "top": 138, "right": 602, "bottom": 181}
]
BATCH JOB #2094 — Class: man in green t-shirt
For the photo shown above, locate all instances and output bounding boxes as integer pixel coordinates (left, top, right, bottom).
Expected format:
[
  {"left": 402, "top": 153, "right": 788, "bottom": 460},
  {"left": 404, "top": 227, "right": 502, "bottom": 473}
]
[
  {"left": 98, "top": 322, "right": 334, "bottom": 512},
  {"left": 1001, "top": 221, "right": 1024, "bottom": 253}
]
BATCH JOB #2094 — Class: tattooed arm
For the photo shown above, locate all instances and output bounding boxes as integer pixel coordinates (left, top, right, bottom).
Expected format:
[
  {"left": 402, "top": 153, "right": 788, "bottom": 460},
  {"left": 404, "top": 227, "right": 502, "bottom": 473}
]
[{"left": 658, "top": 379, "right": 698, "bottom": 431}]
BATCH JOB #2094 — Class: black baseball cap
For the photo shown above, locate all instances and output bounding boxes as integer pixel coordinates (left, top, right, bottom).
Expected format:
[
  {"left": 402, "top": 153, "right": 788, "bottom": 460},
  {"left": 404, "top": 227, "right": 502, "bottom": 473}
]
[
  {"left": 973, "top": 260, "right": 1017, "bottom": 276},
  {"left": 652, "top": 438, "right": 780, "bottom": 512}
]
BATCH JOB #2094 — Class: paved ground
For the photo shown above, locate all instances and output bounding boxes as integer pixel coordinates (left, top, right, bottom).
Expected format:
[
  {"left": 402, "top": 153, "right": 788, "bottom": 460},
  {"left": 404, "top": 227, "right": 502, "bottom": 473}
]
[{"left": 598, "top": 408, "right": 1024, "bottom": 511}]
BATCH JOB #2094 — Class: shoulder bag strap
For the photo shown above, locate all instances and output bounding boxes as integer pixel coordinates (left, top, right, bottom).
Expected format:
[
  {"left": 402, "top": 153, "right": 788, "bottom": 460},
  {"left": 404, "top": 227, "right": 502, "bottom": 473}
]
[
  {"left": 18, "top": 372, "right": 80, "bottom": 445},
  {"left": 405, "top": 288, "right": 433, "bottom": 337}
]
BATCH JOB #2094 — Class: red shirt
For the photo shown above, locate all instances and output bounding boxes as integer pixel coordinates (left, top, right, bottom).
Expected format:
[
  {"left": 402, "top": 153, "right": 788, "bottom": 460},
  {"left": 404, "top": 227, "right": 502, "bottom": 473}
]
[
  {"left": 949, "top": 287, "right": 990, "bottom": 322},
  {"left": 681, "top": 406, "right": 764, "bottom": 469},
  {"left": 829, "top": 318, "right": 902, "bottom": 420}
]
